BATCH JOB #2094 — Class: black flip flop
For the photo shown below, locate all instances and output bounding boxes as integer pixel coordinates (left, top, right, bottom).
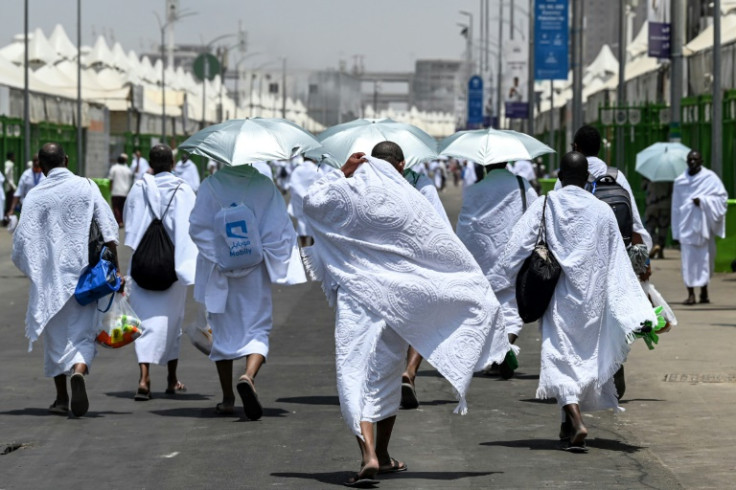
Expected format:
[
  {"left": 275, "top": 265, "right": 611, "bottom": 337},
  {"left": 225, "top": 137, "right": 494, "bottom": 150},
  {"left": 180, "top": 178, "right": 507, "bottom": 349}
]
[
  {"left": 563, "top": 443, "right": 589, "bottom": 453},
  {"left": 378, "top": 457, "right": 407, "bottom": 474},
  {"left": 237, "top": 377, "right": 263, "bottom": 420},
  {"left": 343, "top": 475, "right": 380, "bottom": 488},
  {"left": 134, "top": 387, "right": 152, "bottom": 401},
  {"left": 400, "top": 382, "right": 419, "bottom": 409}
]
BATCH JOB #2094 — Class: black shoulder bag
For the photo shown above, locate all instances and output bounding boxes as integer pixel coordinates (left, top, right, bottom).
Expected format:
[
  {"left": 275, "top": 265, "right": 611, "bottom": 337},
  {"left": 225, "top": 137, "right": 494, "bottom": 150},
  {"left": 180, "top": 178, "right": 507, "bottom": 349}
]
[{"left": 515, "top": 195, "right": 562, "bottom": 323}]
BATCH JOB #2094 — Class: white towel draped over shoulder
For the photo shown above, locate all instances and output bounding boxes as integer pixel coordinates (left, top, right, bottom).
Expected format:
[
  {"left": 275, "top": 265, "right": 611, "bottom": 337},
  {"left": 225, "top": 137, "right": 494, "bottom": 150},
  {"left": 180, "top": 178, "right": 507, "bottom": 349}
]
[
  {"left": 457, "top": 169, "right": 539, "bottom": 338},
  {"left": 12, "top": 168, "right": 118, "bottom": 346},
  {"left": 671, "top": 167, "right": 728, "bottom": 246},
  {"left": 303, "top": 157, "right": 510, "bottom": 414},
  {"left": 489, "top": 186, "right": 656, "bottom": 411},
  {"left": 123, "top": 172, "right": 198, "bottom": 284},
  {"left": 189, "top": 165, "right": 306, "bottom": 314}
]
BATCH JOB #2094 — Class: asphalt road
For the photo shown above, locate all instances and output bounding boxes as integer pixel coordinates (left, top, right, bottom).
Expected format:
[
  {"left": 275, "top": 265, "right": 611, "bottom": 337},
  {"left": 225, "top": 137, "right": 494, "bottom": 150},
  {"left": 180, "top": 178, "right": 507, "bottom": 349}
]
[{"left": 1, "top": 183, "right": 734, "bottom": 489}]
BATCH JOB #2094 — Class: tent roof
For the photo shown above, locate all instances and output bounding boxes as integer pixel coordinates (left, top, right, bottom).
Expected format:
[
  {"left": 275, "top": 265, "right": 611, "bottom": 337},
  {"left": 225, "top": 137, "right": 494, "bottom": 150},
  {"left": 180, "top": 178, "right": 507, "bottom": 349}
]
[
  {"left": 85, "top": 36, "right": 114, "bottom": 66},
  {"left": 684, "top": 13, "right": 736, "bottom": 54},
  {"left": 48, "top": 24, "right": 77, "bottom": 60}
]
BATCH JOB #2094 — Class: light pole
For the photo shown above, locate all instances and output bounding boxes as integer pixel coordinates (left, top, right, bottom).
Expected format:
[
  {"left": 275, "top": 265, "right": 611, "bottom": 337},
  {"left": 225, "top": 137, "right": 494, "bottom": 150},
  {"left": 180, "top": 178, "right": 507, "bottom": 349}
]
[
  {"left": 154, "top": 8, "right": 195, "bottom": 143},
  {"left": 459, "top": 11, "right": 474, "bottom": 71}
]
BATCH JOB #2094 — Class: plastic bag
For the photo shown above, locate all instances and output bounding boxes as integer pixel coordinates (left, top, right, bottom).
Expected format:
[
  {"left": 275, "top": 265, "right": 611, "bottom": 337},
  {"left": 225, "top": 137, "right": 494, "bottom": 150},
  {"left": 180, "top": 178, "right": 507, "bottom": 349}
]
[
  {"left": 97, "top": 293, "right": 143, "bottom": 348},
  {"left": 186, "top": 304, "right": 213, "bottom": 355},
  {"left": 642, "top": 281, "right": 677, "bottom": 328}
]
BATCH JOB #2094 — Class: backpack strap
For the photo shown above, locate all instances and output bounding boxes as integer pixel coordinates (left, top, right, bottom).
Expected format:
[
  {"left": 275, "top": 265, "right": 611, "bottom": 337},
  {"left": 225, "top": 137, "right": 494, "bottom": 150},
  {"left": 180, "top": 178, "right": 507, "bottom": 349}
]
[
  {"left": 516, "top": 176, "right": 527, "bottom": 213},
  {"left": 161, "top": 183, "right": 183, "bottom": 220}
]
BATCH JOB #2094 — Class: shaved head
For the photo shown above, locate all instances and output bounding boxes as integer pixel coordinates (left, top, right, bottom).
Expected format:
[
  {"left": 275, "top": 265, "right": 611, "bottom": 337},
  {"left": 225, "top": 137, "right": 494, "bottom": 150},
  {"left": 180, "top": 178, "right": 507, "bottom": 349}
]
[
  {"left": 371, "top": 141, "right": 405, "bottom": 172},
  {"left": 38, "top": 142, "right": 68, "bottom": 175},
  {"left": 558, "top": 151, "right": 589, "bottom": 187},
  {"left": 150, "top": 144, "right": 174, "bottom": 174}
]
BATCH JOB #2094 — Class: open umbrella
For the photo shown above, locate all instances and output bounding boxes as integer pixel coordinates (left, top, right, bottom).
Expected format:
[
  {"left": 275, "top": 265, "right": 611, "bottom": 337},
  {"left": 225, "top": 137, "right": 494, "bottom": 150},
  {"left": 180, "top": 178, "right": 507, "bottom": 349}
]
[
  {"left": 439, "top": 128, "right": 554, "bottom": 165},
  {"left": 310, "top": 118, "right": 438, "bottom": 169},
  {"left": 635, "top": 142, "right": 691, "bottom": 182},
  {"left": 178, "top": 118, "right": 321, "bottom": 166}
]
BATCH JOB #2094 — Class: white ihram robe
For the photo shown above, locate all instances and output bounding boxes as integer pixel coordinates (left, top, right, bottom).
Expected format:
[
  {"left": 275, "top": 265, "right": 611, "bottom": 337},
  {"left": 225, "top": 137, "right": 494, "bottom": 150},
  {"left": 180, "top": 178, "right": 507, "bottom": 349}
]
[
  {"left": 457, "top": 169, "right": 539, "bottom": 337},
  {"left": 174, "top": 160, "right": 201, "bottom": 193},
  {"left": 554, "top": 156, "right": 653, "bottom": 250},
  {"left": 489, "top": 185, "right": 656, "bottom": 411},
  {"left": 189, "top": 165, "right": 306, "bottom": 361},
  {"left": 671, "top": 168, "right": 728, "bottom": 287},
  {"left": 123, "top": 173, "right": 198, "bottom": 365},
  {"left": 12, "top": 168, "right": 118, "bottom": 376},
  {"left": 403, "top": 169, "right": 451, "bottom": 225},
  {"left": 303, "top": 157, "right": 510, "bottom": 437},
  {"left": 287, "top": 160, "right": 320, "bottom": 236}
]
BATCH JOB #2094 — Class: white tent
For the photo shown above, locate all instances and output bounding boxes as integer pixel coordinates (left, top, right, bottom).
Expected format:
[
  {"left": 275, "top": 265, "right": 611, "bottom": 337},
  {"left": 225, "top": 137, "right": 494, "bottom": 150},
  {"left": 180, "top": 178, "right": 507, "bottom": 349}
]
[
  {"left": 85, "top": 36, "right": 114, "bottom": 68},
  {"left": 48, "top": 24, "right": 78, "bottom": 61}
]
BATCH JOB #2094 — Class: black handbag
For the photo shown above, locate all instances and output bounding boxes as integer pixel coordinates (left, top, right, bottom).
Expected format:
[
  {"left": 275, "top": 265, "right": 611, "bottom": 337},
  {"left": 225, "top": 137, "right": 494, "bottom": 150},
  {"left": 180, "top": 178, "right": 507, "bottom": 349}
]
[{"left": 516, "top": 195, "right": 561, "bottom": 323}]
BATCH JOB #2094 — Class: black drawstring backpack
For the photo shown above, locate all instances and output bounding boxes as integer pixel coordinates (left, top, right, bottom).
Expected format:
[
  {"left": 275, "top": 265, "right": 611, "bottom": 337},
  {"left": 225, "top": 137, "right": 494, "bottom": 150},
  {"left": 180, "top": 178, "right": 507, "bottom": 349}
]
[
  {"left": 515, "top": 195, "right": 562, "bottom": 323},
  {"left": 130, "top": 184, "right": 181, "bottom": 291}
]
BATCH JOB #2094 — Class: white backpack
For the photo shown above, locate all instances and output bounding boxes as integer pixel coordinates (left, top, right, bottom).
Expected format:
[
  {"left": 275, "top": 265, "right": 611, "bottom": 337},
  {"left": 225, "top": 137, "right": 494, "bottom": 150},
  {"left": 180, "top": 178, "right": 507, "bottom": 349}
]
[{"left": 207, "top": 179, "right": 264, "bottom": 272}]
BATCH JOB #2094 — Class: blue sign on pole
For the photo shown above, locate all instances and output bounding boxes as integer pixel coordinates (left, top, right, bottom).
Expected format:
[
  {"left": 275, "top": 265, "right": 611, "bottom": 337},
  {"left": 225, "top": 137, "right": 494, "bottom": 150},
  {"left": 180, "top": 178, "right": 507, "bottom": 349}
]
[
  {"left": 534, "top": 0, "right": 569, "bottom": 80},
  {"left": 467, "top": 75, "right": 484, "bottom": 128}
]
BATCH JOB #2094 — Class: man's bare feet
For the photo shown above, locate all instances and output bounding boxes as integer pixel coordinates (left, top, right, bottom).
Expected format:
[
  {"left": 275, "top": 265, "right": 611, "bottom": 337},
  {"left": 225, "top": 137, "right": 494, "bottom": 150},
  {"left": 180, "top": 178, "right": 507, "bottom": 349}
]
[
  {"left": 570, "top": 422, "right": 588, "bottom": 446},
  {"left": 215, "top": 397, "right": 235, "bottom": 415}
]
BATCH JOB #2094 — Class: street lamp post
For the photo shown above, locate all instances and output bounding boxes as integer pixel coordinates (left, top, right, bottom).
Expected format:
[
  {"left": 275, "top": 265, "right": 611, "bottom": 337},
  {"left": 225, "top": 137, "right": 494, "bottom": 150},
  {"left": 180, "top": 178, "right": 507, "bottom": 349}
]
[{"left": 154, "top": 9, "right": 194, "bottom": 143}]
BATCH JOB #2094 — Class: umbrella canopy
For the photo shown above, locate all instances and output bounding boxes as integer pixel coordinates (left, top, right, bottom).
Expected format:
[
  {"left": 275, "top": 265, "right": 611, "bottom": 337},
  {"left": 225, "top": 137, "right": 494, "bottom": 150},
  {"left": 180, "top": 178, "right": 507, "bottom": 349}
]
[
  {"left": 311, "top": 118, "right": 438, "bottom": 169},
  {"left": 439, "top": 128, "right": 554, "bottom": 165},
  {"left": 178, "top": 118, "right": 321, "bottom": 166},
  {"left": 635, "top": 142, "right": 691, "bottom": 182}
]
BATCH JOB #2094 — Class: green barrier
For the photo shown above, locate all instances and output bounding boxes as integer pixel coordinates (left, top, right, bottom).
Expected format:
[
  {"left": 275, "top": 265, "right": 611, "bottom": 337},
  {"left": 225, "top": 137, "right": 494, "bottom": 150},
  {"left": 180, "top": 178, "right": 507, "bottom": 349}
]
[
  {"left": 90, "top": 178, "right": 111, "bottom": 205},
  {"left": 538, "top": 178, "right": 556, "bottom": 195},
  {"left": 715, "top": 199, "right": 736, "bottom": 273}
]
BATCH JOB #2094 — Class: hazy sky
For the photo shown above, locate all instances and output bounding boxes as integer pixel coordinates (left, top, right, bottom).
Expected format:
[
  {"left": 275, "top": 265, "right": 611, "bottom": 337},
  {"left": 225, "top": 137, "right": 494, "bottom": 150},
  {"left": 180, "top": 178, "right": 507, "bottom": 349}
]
[{"left": 4, "top": 0, "right": 529, "bottom": 73}]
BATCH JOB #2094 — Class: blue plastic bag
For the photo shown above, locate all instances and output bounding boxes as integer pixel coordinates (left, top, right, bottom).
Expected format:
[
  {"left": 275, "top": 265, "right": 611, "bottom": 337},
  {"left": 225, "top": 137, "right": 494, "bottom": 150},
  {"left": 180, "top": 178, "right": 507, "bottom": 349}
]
[{"left": 75, "top": 246, "right": 121, "bottom": 307}]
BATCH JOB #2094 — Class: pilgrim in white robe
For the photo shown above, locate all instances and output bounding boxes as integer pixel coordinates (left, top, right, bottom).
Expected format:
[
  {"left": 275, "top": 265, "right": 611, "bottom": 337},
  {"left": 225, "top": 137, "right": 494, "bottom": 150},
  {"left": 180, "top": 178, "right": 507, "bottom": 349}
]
[
  {"left": 403, "top": 168, "right": 451, "bottom": 225},
  {"left": 123, "top": 173, "right": 198, "bottom": 365},
  {"left": 554, "top": 156, "right": 653, "bottom": 250},
  {"left": 303, "top": 157, "right": 510, "bottom": 437},
  {"left": 457, "top": 169, "right": 539, "bottom": 337},
  {"left": 489, "top": 185, "right": 656, "bottom": 412},
  {"left": 671, "top": 167, "right": 728, "bottom": 287},
  {"left": 510, "top": 160, "right": 537, "bottom": 182},
  {"left": 174, "top": 159, "right": 201, "bottom": 193},
  {"left": 189, "top": 165, "right": 306, "bottom": 362},
  {"left": 12, "top": 168, "right": 118, "bottom": 376},
  {"left": 287, "top": 160, "right": 321, "bottom": 236}
]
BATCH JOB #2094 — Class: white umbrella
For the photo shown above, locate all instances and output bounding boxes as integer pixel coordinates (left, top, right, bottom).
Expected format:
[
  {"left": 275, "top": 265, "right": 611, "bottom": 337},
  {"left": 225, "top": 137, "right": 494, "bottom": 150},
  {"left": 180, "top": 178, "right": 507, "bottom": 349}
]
[
  {"left": 311, "top": 118, "right": 438, "bottom": 169},
  {"left": 439, "top": 128, "right": 554, "bottom": 165},
  {"left": 178, "top": 118, "right": 321, "bottom": 166},
  {"left": 635, "top": 142, "right": 691, "bottom": 182}
]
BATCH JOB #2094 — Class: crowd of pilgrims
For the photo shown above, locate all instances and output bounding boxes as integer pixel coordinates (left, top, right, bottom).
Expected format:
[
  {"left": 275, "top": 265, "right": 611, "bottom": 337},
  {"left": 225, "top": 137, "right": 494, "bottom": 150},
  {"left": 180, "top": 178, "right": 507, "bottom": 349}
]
[{"left": 9, "top": 123, "right": 728, "bottom": 487}]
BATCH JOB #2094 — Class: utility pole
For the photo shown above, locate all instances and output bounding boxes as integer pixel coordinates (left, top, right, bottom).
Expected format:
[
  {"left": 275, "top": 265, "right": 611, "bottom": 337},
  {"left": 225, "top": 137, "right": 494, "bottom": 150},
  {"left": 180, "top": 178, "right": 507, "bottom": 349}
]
[
  {"left": 528, "top": 0, "right": 534, "bottom": 136},
  {"left": 572, "top": 0, "right": 584, "bottom": 133},
  {"left": 616, "top": 0, "right": 627, "bottom": 168},
  {"left": 281, "top": 57, "right": 287, "bottom": 119},
  {"left": 712, "top": 0, "right": 723, "bottom": 176},
  {"left": 23, "top": 0, "right": 30, "bottom": 171},
  {"left": 670, "top": 0, "right": 683, "bottom": 142},
  {"left": 496, "top": 0, "right": 503, "bottom": 128},
  {"left": 480, "top": 0, "right": 485, "bottom": 72},
  {"left": 77, "top": 0, "right": 83, "bottom": 175}
]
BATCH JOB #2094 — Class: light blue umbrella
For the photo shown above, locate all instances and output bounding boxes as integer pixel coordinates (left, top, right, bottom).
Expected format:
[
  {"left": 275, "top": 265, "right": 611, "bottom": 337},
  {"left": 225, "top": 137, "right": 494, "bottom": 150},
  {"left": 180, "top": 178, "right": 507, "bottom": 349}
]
[
  {"left": 439, "top": 128, "right": 554, "bottom": 165},
  {"left": 309, "top": 118, "right": 438, "bottom": 169},
  {"left": 635, "top": 142, "right": 691, "bottom": 182},
  {"left": 178, "top": 118, "right": 321, "bottom": 166}
]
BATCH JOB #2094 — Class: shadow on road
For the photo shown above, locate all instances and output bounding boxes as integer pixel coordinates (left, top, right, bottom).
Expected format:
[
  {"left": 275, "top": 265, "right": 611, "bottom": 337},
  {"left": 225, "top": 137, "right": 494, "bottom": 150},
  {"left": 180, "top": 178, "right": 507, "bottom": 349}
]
[
  {"left": 276, "top": 395, "right": 339, "bottom": 405},
  {"left": 481, "top": 438, "right": 645, "bottom": 453},
  {"left": 0, "top": 408, "right": 132, "bottom": 417},
  {"left": 519, "top": 398, "right": 557, "bottom": 404},
  {"left": 149, "top": 406, "right": 289, "bottom": 418},
  {"left": 271, "top": 470, "right": 501, "bottom": 486},
  {"left": 619, "top": 398, "right": 665, "bottom": 405},
  {"left": 105, "top": 391, "right": 212, "bottom": 401}
]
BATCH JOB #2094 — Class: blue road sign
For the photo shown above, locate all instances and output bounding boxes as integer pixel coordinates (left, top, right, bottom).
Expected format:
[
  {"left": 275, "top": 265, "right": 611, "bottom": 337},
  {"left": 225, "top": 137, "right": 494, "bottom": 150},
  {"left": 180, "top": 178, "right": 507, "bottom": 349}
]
[
  {"left": 534, "top": 0, "right": 569, "bottom": 80},
  {"left": 467, "top": 75, "right": 484, "bottom": 127}
]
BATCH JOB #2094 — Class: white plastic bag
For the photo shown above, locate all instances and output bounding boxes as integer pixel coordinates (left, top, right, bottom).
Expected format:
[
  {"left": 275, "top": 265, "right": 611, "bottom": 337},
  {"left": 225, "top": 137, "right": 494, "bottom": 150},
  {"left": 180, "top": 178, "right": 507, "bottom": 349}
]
[
  {"left": 97, "top": 293, "right": 143, "bottom": 348},
  {"left": 643, "top": 281, "right": 678, "bottom": 327},
  {"left": 186, "top": 304, "right": 213, "bottom": 355}
]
